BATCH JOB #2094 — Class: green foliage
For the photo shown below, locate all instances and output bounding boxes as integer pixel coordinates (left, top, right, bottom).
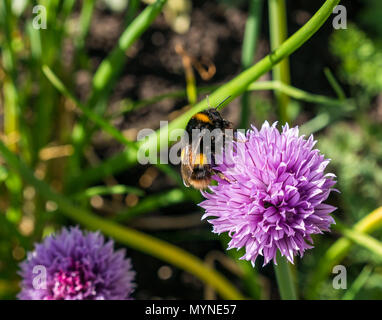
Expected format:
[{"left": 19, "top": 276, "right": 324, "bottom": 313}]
[
  {"left": 359, "top": 0, "right": 382, "bottom": 38},
  {"left": 1, "top": 0, "right": 382, "bottom": 301},
  {"left": 318, "top": 122, "right": 382, "bottom": 221},
  {"left": 330, "top": 24, "right": 382, "bottom": 94}
]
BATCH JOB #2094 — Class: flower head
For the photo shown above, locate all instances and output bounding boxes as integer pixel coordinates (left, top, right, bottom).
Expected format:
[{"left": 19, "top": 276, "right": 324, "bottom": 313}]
[
  {"left": 18, "top": 227, "right": 135, "bottom": 300},
  {"left": 200, "top": 122, "right": 337, "bottom": 266}
]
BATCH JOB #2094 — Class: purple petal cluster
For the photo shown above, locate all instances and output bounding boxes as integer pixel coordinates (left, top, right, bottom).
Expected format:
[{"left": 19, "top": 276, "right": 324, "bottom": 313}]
[
  {"left": 18, "top": 227, "right": 135, "bottom": 300},
  {"left": 200, "top": 122, "right": 337, "bottom": 265}
]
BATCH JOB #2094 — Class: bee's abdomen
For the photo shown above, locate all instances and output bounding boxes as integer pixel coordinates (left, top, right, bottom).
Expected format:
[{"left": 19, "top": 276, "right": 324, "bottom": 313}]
[
  {"left": 191, "top": 165, "right": 211, "bottom": 180},
  {"left": 189, "top": 165, "right": 212, "bottom": 189}
]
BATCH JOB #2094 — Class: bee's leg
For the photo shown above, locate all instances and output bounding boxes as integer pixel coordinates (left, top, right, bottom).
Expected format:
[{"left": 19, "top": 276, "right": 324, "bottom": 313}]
[
  {"left": 212, "top": 170, "right": 233, "bottom": 183},
  {"left": 233, "top": 133, "right": 247, "bottom": 143},
  {"left": 230, "top": 130, "right": 247, "bottom": 143}
]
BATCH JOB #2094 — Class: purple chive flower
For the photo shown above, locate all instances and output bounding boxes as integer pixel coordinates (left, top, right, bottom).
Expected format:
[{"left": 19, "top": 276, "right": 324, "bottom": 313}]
[
  {"left": 18, "top": 227, "right": 135, "bottom": 300},
  {"left": 200, "top": 122, "right": 337, "bottom": 266}
]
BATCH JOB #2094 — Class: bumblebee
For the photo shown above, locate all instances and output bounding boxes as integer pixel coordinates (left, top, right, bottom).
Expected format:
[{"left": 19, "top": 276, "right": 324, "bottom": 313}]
[{"left": 181, "top": 99, "right": 232, "bottom": 189}]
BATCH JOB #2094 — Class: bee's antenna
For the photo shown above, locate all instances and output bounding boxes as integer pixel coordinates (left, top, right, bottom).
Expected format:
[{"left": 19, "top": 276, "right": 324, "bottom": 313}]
[{"left": 215, "top": 96, "right": 231, "bottom": 110}]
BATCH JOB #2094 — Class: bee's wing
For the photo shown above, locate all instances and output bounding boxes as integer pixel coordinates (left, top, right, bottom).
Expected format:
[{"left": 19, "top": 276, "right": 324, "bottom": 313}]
[
  {"left": 181, "top": 133, "right": 205, "bottom": 187},
  {"left": 181, "top": 162, "right": 191, "bottom": 187},
  {"left": 191, "top": 130, "right": 205, "bottom": 155},
  {"left": 180, "top": 145, "right": 192, "bottom": 187}
]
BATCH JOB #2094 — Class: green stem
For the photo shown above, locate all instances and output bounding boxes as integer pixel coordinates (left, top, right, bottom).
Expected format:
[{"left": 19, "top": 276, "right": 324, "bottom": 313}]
[
  {"left": 70, "top": 80, "right": 348, "bottom": 189},
  {"left": 342, "top": 265, "right": 373, "bottom": 300},
  {"left": 42, "top": 65, "right": 135, "bottom": 148},
  {"left": 248, "top": 81, "right": 346, "bottom": 106},
  {"left": 68, "top": 0, "right": 167, "bottom": 187},
  {"left": 324, "top": 67, "right": 346, "bottom": 100},
  {"left": 235, "top": 1, "right": 264, "bottom": 295},
  {"left": 47, "top": 0, "right": 341, "bottom": 195},
  {"left": 274, "top": 253, "right": 297, "bottom": 300},
  {"left": 269, "top": 0, "right": 291, "bottom": 124},
  {"left": 0, "top": 140, "right": 245, "bottom": 300},
  {"left": 141, "top": 0, "right": 341, "bottom": 155},
  {"left": 42, "top": 65, "right": 200, "bottom": 201},
  {"left": 240, "top": 0, "right": 263, "bottom": 128},
  {"left": 89, "top": 0, "right": 167, "bottom": 109},
  {"left": 114, "top": 189, "right": 187, "bottom": 222},
  {"left": 1, "top": 0, "right": 19, "bottom": 152},
  {"left": 67, "top": 0, "right": 341, "bottom": 190},
  {"left": 114, "top": 80, "right": 346, "bottom": 118},
  {"left": 308, "top": 206, "right": 382, "bottom": 299},
  {"left": 74, "top": 184, "right": 145, "bottom": 199},
  {"left": 125, "top": 0, "right": 140, "bottom": 26},
  {"left": 75, "top": 0, "right": 95, "bottom": 51},
  {"left": 334, "top": 221, "right": 382, "bottom": 258}
]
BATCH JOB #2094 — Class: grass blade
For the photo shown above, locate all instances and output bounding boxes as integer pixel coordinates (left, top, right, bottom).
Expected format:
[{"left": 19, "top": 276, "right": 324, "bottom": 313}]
[
  {"left": 75, "top": 184, "right": 145, "bottom": 199},
  {"left": 0, "top": 140, "right": 245, "bottom": 300},
  {"left": 114, "top": 189, "right": 187, "bottom": 222},
  {"left": 324, "top": 67, "right": 346, "bottom": 101},
  {"left": 342, "top": 265, "right": 373, "bottom": 300},
  {"left": 42, "top": 65, "right": 135, "bottom": 147},
  {"left": 335, "top": 222, "right": 382, "bottom": 258},
  {"left": 307, "top": 207, "right": 382, "bottom": 298},
  {"left": 88, "top": 0, "right": 167, "bottom": 110}
]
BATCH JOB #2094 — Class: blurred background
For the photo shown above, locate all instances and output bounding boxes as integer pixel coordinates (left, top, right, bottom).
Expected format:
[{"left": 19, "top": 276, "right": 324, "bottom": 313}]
[{"left": 0, "top": 0, "right": 382, "bottom": 300}]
